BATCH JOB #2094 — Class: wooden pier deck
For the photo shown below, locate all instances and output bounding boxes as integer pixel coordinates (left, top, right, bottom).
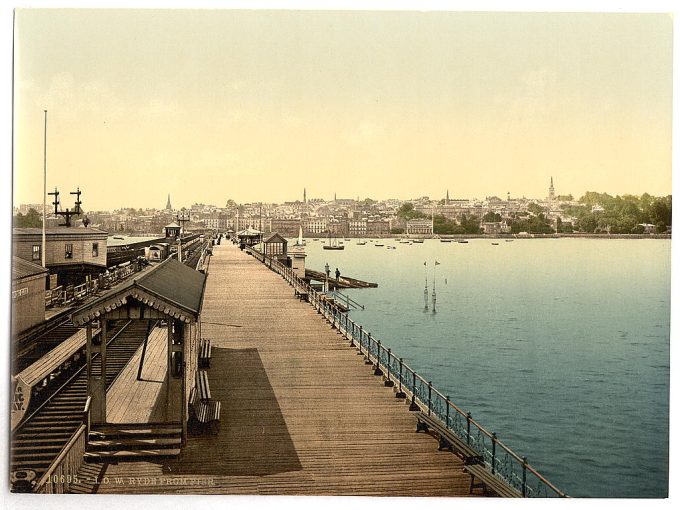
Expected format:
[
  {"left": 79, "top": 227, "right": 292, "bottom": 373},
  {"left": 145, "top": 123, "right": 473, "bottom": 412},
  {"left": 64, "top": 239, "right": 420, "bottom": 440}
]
[
  {"left": 106, "top": 325, "right": 168, "bottom": 424},
  {"left": 86, "top": 243, "right": 477, "bottom": 496}
]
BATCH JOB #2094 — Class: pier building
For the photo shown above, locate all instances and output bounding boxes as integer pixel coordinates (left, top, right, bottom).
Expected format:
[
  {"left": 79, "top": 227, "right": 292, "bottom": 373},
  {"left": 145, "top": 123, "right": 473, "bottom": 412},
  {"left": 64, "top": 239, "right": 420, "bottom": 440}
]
[
  {"left": 13, "top": 227, "right": 108, "bottom": 287},
  {"left": 11, "top": 257, "right": 48, "bottom": 335}
]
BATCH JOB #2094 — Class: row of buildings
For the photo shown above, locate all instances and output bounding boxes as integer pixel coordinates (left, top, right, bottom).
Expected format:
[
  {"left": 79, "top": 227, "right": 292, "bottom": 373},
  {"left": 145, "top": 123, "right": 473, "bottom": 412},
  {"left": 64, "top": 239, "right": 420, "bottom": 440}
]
[{"left": 15, "top": 180, "right": 571, "bottom": 237}]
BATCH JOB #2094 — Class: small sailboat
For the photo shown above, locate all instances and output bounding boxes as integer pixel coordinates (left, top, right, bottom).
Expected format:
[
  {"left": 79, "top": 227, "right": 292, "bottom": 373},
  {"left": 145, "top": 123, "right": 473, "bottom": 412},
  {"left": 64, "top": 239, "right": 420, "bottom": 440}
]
[
  {"left": 323, "top": 231, "right": 345, "bottom": 250},
  {"left": 357, "top": 241, "right": 367, "bottom": 245},
  {"left": 295, "top": 226, "right": 306, "bottom": 246}
]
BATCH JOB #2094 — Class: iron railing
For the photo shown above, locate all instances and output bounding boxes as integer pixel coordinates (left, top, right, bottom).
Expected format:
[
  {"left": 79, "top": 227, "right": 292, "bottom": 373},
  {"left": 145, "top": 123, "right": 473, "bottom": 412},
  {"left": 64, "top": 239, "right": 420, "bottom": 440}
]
[{"left": 246, "top": 246, "right": 567, "bottom": 498}]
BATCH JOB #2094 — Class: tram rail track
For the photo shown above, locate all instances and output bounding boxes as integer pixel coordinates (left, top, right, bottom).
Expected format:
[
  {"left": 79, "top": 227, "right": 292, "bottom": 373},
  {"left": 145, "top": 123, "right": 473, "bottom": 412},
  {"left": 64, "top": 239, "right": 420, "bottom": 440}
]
[{"left": 10, "top": 319, "right": 151, "bottom": 479}]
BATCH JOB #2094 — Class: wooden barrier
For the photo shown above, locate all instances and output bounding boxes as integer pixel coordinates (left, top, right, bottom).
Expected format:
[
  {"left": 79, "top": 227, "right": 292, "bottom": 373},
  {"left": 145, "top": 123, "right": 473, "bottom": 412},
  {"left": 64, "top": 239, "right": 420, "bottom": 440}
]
[{"left": 33, "top": 424, "right": 87, "bottom": 494}]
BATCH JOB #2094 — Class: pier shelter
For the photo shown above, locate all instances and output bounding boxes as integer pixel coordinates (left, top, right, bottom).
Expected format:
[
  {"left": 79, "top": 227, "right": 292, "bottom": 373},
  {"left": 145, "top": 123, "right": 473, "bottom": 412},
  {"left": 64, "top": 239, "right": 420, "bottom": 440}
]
[
  {"left": 164, "top": 222, "right": 181, "bottom": 239},
  {"left": 71, "top": 258, "right": 206, "bottom": 445},
  {"left": 236, "top": 227, "right": 262, "bottom": 249},
  {"left": 261, "top": 232, "right": 288, "bottom": 263}
]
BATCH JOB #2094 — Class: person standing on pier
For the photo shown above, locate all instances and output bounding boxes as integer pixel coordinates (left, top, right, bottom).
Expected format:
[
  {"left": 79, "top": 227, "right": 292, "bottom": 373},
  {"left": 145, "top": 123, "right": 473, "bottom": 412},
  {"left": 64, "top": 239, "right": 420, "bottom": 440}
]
[{"left": 335, "top": 268, "right": 341, "bottom": 283}]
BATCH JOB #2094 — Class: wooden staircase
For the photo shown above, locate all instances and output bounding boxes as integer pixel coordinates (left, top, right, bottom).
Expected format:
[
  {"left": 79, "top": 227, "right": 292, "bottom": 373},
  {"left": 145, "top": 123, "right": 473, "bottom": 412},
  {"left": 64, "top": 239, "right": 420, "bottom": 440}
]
[{"left": 84, "top": 423, "right": 182, "bottom": 463}]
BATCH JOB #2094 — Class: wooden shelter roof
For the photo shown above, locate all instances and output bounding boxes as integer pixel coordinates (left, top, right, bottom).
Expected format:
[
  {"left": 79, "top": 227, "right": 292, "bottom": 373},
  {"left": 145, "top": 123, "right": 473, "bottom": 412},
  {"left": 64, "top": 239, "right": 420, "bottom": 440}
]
[{"left": 71, "top": 258, "right": 207, "bottom": 326}]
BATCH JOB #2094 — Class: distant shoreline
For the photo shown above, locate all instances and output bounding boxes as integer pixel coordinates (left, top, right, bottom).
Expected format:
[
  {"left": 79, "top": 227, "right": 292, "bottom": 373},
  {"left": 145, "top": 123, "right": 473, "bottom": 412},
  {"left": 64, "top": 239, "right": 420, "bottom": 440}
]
[{"left": 304, "top": 233, "right": 672, "bottom": 240}]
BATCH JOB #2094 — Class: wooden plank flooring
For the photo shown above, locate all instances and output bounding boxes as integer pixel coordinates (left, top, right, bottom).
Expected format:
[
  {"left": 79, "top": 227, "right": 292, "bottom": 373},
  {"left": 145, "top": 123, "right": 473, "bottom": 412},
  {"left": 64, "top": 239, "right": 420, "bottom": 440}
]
[
  {"left": 106, "top": 326, "right": 168, "bottom": 424},
  {"left": 90, "top": 243, "right": 478, "bottom": 496}
]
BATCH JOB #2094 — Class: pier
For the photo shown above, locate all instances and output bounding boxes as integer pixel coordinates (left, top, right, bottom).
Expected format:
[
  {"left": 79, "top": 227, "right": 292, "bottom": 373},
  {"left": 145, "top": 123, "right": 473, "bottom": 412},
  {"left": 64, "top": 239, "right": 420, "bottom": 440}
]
[{"left": 71, "top": 242, "right": 475, "bottom": 496}]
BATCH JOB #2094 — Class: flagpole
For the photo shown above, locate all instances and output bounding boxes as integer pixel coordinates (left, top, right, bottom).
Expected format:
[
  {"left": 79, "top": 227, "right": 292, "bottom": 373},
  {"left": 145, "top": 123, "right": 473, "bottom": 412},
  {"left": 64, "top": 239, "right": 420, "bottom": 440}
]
[{"left": 41, "top": 110, "right": 47, "bottom": 268}]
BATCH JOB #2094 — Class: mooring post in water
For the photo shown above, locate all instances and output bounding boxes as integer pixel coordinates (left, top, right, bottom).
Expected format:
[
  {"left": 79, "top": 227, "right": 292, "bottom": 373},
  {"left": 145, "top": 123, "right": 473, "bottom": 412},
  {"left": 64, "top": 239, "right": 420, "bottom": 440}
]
[
  {"left": 409, "top": 371, "right": 420, "bottom": 411},
  {"left": 374, "top": 340, "right": 383, "bottom": 375}
]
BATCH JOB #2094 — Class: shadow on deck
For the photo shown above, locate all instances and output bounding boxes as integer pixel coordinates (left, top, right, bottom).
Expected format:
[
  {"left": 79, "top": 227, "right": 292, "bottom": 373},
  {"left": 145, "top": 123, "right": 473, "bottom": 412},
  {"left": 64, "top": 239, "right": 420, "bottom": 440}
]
[{"left": 162, "top": 347, "right": 303, "bottom": 476}]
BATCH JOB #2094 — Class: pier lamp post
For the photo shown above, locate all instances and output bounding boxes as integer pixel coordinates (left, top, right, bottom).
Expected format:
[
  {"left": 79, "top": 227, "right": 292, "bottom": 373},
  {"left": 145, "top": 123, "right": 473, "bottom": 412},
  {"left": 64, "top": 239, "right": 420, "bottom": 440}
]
[{"left": 324, "top": 262, "right": 330, "bottom": 293}]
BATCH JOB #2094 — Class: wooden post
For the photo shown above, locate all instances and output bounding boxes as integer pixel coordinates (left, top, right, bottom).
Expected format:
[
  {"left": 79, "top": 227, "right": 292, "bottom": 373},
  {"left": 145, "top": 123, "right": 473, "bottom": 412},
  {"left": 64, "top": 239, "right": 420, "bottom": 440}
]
[
  {"left": 89, "top": 320, "right": 107, "bottom": 425},
  {"left": 166, "top": 320, "right": 172, "bottom": 420}
]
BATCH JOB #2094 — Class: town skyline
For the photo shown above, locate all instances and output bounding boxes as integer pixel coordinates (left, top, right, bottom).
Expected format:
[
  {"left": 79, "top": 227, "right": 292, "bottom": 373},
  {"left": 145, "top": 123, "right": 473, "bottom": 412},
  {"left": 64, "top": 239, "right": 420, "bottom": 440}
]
[
  {"left": 14, "top": 180, "right": 671, "bottom": 214},
  {"left": 13, "top": 10, "right": 672, "bottom": 211}
]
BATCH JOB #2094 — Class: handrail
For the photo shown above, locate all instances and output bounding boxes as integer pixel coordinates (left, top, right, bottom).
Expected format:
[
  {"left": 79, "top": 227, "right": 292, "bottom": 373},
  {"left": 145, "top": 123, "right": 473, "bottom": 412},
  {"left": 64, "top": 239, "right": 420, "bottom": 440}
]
[
  {"left": 33, "top": 424, "right": 86, "bottom": 493},
  {"left": 245, "top": 245, "right": 567, "bottom": 498}
]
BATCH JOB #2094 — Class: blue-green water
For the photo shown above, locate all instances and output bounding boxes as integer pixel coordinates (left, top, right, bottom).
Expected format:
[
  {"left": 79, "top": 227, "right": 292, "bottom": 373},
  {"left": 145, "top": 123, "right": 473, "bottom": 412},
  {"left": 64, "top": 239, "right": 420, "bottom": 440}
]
[{"left": 304, "top": 238, "right": 670, "bottom": 498}]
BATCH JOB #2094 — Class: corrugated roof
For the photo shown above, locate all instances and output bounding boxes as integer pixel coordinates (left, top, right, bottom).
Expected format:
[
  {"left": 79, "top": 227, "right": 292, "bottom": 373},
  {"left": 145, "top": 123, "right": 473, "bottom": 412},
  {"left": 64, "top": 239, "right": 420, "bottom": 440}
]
[{"left": 12, "top": 257, "right": 48, "bottom": 280}]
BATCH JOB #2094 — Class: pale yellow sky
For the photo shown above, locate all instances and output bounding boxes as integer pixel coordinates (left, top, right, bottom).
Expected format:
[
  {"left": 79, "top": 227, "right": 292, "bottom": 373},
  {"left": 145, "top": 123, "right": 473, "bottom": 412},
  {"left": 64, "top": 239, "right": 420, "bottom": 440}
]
[{"left": 13, "top": 10, "right": 673, "bottom": 210}]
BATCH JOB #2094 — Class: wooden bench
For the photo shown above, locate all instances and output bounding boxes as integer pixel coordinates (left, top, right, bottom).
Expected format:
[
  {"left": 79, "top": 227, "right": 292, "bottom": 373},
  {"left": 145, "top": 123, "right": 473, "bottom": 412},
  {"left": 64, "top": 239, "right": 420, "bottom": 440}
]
[
  {"left": 188, "top": 384, "right": 221, "bottom": 435},
  {"left": 294, "top": 289, "right": 309, "bottom": 302},
  {"left": 198, "top": 338, "right": 212, "bottom": 368},
  {"left": 414, "top": 412, "right": 521, "bottom": 497},
  {"left": 415, "top": 411, "right": 483, "bottom": 465},
  {"left": 464, "top": 463, "right": 522, "bottom": 497},
  {"left": 197, "top": 370, "right": 211, "bottom": 401}
]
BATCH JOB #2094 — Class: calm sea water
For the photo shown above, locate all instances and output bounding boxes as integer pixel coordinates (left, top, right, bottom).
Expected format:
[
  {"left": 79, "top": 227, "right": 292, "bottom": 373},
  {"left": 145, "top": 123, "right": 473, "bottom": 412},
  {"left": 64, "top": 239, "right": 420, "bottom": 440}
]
[{"left": 304, "top": 238, "right": 670, "bottom": 498}]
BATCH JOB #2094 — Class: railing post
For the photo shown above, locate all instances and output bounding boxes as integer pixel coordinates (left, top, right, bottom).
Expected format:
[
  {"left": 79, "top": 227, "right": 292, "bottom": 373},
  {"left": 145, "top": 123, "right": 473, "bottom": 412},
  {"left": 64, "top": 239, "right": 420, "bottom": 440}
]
[
  {"left": 409, "top": 371, "right": 420, "bottom": 411},
  {"left": 427, "top": 381, "right": 432, "bottom": 416},
  {"left": 365, "top": 333, "right": 374, "bottom": 365},
  {"left": 349, "top": 321, "right": 355, "bottom": 346},
  {"left": 330, "top": 305, "right": 337, "bottom": 329},
  {"left": 374, "top": 340, "right": 383, "bottom": 375},
  {"left": 466, "top": 412, "right": 472, "bottom": 444},
  {"left": 522, "top": 457, "right": 528, "bottom": 497},
  {"left": 358, "top": 326, "right": 363, "bottom": 355},
  {"left": 396, "top": 358, "right": 405, "bottom": 398},
  {"left": 445, "top": 396, "right": 450, "bottom": 428},
  {"left": 491, "top": 432, "right": 497, "bottom": 474},
  {"left": 385, "top": 348, "right": 394, "bottom": 387}
]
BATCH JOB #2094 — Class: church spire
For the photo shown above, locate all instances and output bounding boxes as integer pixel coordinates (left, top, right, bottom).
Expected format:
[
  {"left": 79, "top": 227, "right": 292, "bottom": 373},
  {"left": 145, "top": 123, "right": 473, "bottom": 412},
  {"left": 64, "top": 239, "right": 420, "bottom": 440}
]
[
  {"left": 549, "top": 177, "right": 555, "bottom": 201},
  {"left": 166, "top": 194, "right": 172, "bottom": 210}
]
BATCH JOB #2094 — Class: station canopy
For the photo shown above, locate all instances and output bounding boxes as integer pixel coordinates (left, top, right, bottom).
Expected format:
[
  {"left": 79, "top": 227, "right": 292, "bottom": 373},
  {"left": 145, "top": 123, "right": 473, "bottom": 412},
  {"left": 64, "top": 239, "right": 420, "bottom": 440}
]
[{"left": 71, "top": 258, "right": 207, "bottom": 326}]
